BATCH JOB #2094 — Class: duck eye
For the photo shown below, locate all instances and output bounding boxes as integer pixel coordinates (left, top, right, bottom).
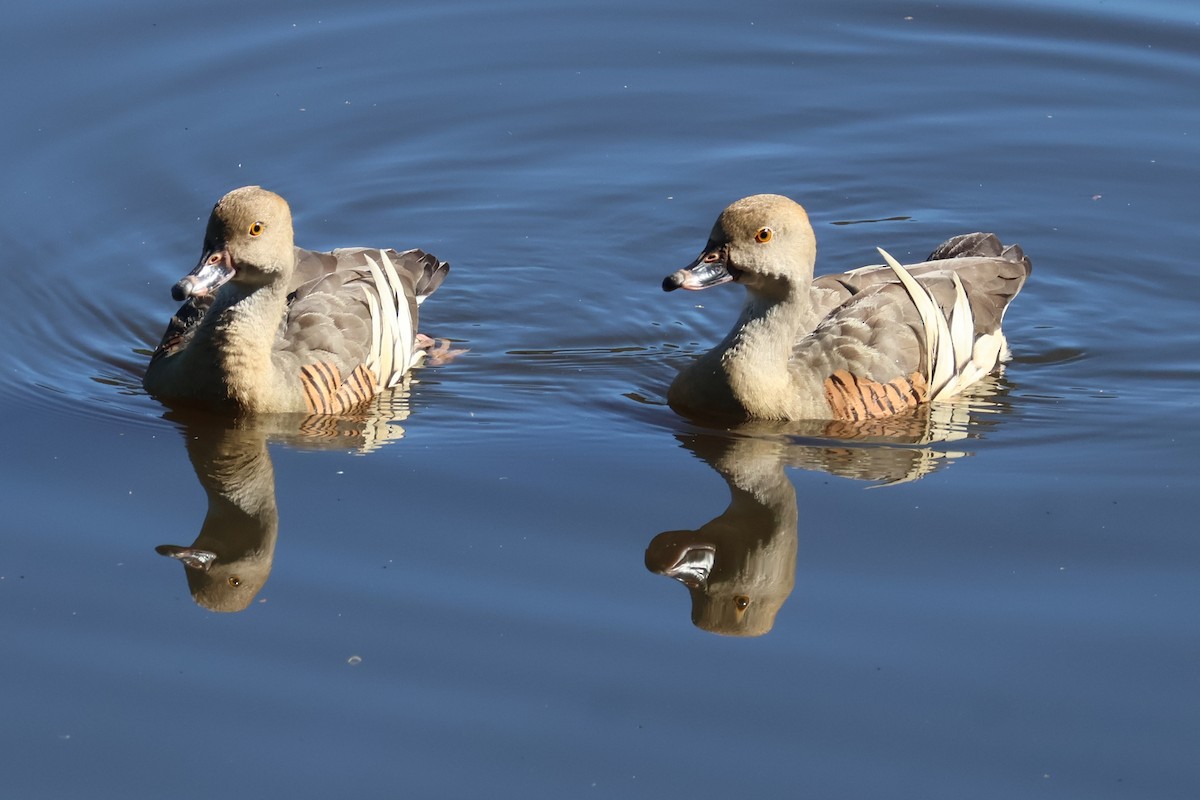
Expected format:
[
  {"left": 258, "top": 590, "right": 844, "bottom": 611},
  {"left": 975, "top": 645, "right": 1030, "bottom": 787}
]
[
  {"left": 754, "top": 227, "right": 773, "bottom": 243},
  {"left": 734, "top": 595, "right": 751, "bottom": 611},
  {"left": 227, "top": 576, "right": 242, "bottom": 588},
  {"left": 248, "top": 221, "right": 264, "bottom": 237}
]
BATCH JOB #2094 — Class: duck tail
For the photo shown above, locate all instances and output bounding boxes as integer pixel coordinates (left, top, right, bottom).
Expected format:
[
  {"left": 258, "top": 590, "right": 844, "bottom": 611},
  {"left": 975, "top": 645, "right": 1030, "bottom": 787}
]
[
  {"left": 405, "top": 249, "right": 449, "bottom": 304},
  {"left": 928, "top": 232, "right": 1032, "bottom": 278}
]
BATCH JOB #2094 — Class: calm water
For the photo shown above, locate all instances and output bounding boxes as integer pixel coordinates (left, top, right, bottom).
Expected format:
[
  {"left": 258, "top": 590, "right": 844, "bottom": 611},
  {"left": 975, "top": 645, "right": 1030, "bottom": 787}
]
[{"left": 2, "top": 0, "right": 1198, "bottom": 797}]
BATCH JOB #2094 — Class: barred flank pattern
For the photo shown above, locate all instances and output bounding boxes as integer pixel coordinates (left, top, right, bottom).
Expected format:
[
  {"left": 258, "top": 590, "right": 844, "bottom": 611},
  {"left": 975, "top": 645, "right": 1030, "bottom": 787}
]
[
  {"left": 823, "top": 369, "right": 929, "bottom": 421},
  {"left": 299, "top": 362, "right": 378, "bottom": 415}
]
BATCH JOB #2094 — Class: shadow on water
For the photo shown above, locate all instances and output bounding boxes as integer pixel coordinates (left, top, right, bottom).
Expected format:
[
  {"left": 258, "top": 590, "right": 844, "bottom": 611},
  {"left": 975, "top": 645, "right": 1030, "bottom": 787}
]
[
  {"left": 152, "top": 387, "right": 415, "bottom": 612},
  {"left": 645, "top": 375, "right": 1013, "bottom": 637}
]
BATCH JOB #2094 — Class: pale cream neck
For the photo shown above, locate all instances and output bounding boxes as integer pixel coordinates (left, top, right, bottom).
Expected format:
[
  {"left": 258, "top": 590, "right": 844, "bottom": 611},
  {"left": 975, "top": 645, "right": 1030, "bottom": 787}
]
[{"left": 208, "top": 280, "right": 290, "bottom": 411}]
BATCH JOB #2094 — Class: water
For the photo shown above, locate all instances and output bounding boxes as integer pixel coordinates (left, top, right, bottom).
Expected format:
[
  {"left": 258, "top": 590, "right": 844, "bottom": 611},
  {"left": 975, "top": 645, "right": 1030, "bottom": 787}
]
[{"left": 2, "top": 0, "right": 1198, "bottom": 797}]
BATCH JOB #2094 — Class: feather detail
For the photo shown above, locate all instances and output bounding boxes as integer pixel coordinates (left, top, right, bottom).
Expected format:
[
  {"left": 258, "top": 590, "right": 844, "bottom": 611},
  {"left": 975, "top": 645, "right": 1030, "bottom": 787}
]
[
  {"left": 299, "top": 361, "right": 378, "bottom": 415},
  {"left": 948, "top": 273, "right": 974, "bottom": 374},
  {"left": 877, "top": 246, "right": 977, "bottom": 401},
  {"left": 362, "top": 283, "right": 385, "bottom": 380},
  {"left": 362, "top": 253, "right": 398, "bottom": 386},
  {"left": 379, "top": 250, "right": 416, "bottom": 379},
  {"left": 361, "top": 251, "right": 419, "bottom": 387}
]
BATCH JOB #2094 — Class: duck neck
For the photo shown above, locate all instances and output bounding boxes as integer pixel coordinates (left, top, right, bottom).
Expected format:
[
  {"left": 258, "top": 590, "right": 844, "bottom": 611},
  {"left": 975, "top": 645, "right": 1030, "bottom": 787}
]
[
  {"left": 207, "top": 281, "right": 288, "bottom": 410},
  {"left": 719, "top": 289, "right": 811, "bottom": 415}
]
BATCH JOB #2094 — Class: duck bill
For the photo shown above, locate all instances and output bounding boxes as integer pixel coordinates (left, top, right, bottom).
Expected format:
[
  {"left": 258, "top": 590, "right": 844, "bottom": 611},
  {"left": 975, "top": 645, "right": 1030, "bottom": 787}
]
[
  {"left": 171, "top": 248, "right": 235, "bottom": 301},
  {"left": 645, "top": 531, "right": 717, "bottom": 588},
  {"left": 155, "top": 545, "right": 218, "bottom": 572},
  {"left": 661, "top": 545, "right": 716, "bottom": 588},
  {"left": 662, "top": 250, "right": 736, "bottom": 292}
]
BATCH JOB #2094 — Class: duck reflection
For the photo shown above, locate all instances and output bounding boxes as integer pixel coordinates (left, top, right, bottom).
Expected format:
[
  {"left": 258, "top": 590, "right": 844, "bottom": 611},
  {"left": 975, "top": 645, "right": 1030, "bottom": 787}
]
[
  {"left": 155, "top": 418, "right": 278, "bottom": 612},
  {"left": 646, "top": 432, "right": 799, "bottom": 637},
  {"left": 155, "top": 389, "right": 412, "bottom": 612},
  {"left": 646, "top": 378, "right": 1009, "bottom": 636}
]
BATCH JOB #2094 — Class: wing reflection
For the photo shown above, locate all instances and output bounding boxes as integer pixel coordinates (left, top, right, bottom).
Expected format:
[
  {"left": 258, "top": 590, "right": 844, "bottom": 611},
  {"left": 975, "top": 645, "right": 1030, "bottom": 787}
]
[
  {"left": 154, "top": 387, "right": 414, "bottom": 612},
  {"left": 646, "top": 378, "right": 1011, "bottom": 636}
]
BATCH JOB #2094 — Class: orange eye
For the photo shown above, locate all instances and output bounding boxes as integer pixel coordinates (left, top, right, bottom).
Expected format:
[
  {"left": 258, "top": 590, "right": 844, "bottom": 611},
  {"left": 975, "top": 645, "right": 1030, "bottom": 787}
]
[
  {"left": 734, "top": 595, "right": 750, "bottom": 611},
  {"left": 248, "top": 221, "right": 264, "bottom": 237},
  {"left": 754, "top": 227, "right": 773, "bottom": 243}
]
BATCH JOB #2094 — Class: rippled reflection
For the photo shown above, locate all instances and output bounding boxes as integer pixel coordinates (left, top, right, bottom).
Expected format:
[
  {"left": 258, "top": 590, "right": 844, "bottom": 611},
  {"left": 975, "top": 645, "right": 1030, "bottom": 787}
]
[
  {"left": 646, "top": 377, "right": 1012, "bottom": 636},
  {"left": 154, "top": 387, "right": 414, "bottom": 612}
]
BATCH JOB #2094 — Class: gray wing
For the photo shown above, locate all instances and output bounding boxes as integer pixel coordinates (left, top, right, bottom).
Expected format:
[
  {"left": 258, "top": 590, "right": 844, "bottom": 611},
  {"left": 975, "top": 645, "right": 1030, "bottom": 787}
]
[
  {"left": 279, "top": 247, "right": 450, "bottom": 398},
  {"left": 797, "top": 234, "right": 1031, "bottom": 419},
  {"left": 811, "top": 232, "right": 1031, "bottom": 327}
]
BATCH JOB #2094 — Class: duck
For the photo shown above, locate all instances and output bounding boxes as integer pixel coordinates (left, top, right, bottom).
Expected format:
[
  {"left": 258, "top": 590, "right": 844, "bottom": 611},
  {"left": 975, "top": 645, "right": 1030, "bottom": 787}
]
[
  {"left": 662, "top": 194, "right": 1031, "bottom": 423},
  {"left": 143, "top": 186, "right": 449, "bottom": 415}
]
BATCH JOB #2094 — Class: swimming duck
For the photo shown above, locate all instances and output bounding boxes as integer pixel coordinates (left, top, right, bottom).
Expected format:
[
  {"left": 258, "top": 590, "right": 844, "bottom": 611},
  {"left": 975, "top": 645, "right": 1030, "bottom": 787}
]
[
  {"left": 143, "top": 186, "right": 449, "bottom": 414},
  {"left": 663, "top": 194, "right": 1031, "bottom": 423}
]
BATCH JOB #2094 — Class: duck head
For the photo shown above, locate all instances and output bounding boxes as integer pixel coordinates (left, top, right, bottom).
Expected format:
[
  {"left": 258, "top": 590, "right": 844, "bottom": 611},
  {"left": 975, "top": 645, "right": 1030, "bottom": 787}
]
[
  {"left": 663, "top": 194, "right": 817, "bottom": 301},
  {"left": 172, "top": 186, "right": 295, "bottom": 301}
]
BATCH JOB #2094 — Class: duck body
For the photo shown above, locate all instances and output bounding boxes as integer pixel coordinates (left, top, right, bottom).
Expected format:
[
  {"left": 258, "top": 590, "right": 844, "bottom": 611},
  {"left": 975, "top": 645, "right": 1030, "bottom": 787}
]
[
  {"left": 144, "top": 186, "right": 448, "bottom": 414},
  {"left": 664, "top": 194, "right": 1030, "bottom": 423}
]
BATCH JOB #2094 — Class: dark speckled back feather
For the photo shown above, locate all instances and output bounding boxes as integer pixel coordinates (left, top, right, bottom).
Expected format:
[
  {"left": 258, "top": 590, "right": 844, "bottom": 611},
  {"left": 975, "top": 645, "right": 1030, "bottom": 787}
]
[{"left": 149, "top": 294, "right": 212, "bottom": 362}]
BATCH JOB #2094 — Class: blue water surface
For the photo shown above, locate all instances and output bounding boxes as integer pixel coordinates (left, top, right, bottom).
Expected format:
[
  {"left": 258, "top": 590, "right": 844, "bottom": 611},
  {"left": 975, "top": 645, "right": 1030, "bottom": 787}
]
[{"left": 1, "top": 0, "right": 1198, "bottom": 798}]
